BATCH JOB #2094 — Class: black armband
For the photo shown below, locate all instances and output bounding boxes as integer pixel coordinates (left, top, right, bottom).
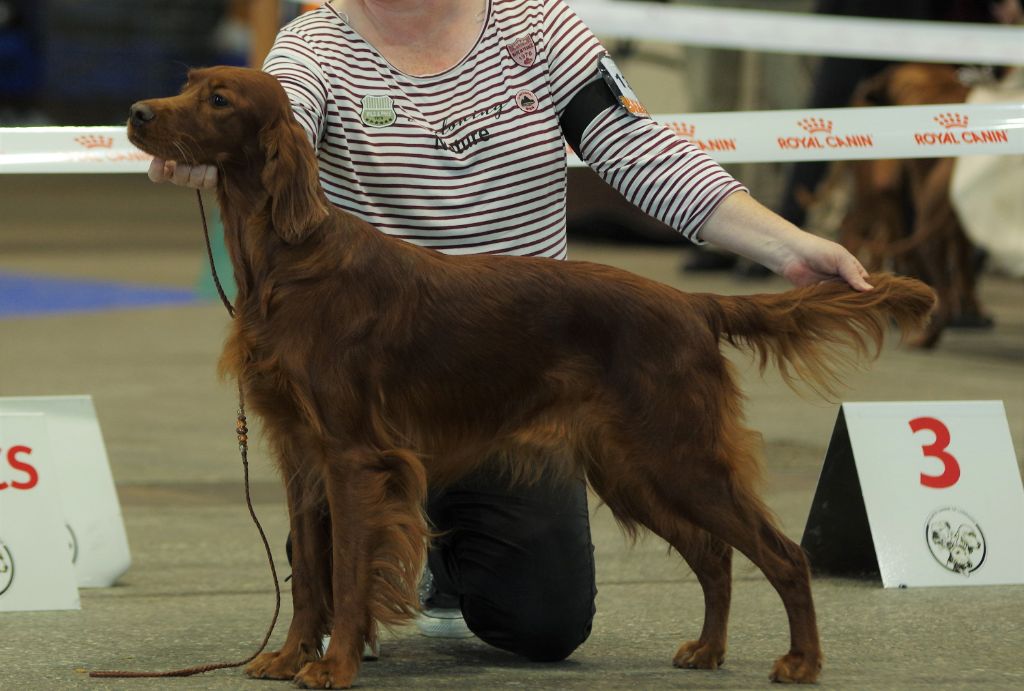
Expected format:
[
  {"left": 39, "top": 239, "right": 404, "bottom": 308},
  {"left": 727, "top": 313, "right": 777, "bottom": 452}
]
[{"left": 559, "top": 77, "right": 618, "bottom": 156}]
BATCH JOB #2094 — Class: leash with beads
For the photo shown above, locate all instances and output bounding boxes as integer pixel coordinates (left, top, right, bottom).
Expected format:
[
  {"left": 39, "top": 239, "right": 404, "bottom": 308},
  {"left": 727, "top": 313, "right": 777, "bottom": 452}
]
[{"left": 90, "top": 190, "right": 282, "bottom": 678}]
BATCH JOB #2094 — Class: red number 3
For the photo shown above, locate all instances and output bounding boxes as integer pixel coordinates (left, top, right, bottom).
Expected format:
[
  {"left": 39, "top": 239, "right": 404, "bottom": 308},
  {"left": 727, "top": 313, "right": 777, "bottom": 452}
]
[{"left": 909, "top": 417, "right": 961, "bottom": 489}]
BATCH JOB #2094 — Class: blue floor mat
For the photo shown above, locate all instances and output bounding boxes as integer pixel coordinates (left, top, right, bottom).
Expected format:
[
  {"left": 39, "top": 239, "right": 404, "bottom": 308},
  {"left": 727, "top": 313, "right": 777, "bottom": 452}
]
[{"left": 0, "top": 272, "right": 199, "bottom": 318}]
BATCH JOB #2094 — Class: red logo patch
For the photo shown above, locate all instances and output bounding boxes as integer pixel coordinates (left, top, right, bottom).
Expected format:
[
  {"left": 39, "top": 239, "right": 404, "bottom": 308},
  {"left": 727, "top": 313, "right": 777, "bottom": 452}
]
[{"left": 507, "top": 35, "right": 536, "bottom": 67}]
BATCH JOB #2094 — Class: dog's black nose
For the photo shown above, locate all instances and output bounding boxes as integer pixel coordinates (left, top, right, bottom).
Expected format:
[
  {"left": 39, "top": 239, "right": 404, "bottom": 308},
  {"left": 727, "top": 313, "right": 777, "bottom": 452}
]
[{"left": 129, "top": 102, "right": 155, "bottom": 127}]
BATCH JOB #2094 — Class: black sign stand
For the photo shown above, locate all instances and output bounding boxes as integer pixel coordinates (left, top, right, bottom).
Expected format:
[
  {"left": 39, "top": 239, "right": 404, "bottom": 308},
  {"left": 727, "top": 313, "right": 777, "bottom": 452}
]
[{"left": 800, "top": 408, "right": 880, "bottom": 578}]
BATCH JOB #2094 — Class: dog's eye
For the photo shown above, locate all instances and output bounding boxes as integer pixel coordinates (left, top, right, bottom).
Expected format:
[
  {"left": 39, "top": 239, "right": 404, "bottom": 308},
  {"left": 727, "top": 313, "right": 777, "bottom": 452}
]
[{"left": 210, "top": 93, "right": 231, "bottom": 108}]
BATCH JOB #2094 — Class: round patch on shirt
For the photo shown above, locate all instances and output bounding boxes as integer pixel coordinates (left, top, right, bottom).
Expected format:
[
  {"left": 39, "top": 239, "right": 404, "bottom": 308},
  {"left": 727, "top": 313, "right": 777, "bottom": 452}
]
[
  {"left": 515, "top": 90, "right": 539, "bottom": 113},
  {"left": 360, "top": 94, "right": 397, "bottom": 128}
]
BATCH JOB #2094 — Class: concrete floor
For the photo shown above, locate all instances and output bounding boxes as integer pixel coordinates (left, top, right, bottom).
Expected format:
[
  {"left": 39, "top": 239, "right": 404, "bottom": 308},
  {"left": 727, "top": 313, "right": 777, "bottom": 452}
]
[{"left": 1, "top": 174, "right": 1023, "bottom": 689}]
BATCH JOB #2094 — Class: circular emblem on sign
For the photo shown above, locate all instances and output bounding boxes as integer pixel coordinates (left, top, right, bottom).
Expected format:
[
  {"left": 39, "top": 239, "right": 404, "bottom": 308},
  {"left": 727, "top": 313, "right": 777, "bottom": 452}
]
[
  {"left": 66, "top": 523, "right": 79, "bottom": 565},
  {"left": 515, "top": 90, "right": 539, "bottom": 113},
  {"left": 0, "top": 540, "right": 14, "bottom": 597},
  {"left": 926, "top": 508, "right": 986, "bottom": 576},
  {"left": 360, "top": 94, "right": 397, "bottom": 128}
]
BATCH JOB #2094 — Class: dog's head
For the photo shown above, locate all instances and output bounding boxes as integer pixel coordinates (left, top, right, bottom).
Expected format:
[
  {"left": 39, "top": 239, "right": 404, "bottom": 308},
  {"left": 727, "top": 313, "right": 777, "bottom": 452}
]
[
  {"left": 852, "top": 64, "right": 969, "bottom": 108},
  {"left": 128, "top": 66, "right": 328, "bottom": 243}
]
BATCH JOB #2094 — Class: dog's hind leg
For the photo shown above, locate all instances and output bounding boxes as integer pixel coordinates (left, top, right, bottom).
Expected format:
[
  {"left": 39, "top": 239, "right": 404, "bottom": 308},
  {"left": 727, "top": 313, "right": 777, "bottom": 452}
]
[
  {"left": 670, "top": 528, "right": 733, "bottom": 670},
  {"left": 667, "top": 462, "right": 821, "bottom": 683},
  {"left": 727, "top": 512, "right": 819, "bottom": 683},
  {"left": 588, "top": 470, "right": 733, "bottom": 671},
  {"left": 595, "top": 424, "right": 821, "bottom": 683}
]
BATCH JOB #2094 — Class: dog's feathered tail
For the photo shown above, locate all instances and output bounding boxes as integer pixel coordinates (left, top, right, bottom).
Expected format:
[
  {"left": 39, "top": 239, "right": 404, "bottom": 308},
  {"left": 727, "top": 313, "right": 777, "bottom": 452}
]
[{"left": 700, "top": 273, "right": 936, "bottom": 398}]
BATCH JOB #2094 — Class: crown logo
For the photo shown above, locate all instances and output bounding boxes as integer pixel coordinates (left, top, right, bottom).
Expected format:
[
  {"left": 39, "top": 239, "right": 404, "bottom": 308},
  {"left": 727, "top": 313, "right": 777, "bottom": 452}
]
[
  {"left": 798, "top": 117, "right": 833, "bottom": 134},
  {"left": 75, "top": 135, "right": 115, "bottom": 149},
  {"left": 667, "top": 121, "right": 697, "bottom": 139},
  {"left": 934, "top": 112, "right": 968, "bottom": 129}
]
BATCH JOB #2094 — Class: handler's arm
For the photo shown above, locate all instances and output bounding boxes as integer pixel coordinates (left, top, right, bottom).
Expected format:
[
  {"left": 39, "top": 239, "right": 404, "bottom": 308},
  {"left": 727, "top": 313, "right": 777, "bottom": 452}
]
[{"left": 698, "top": 191, "right": 873, "bottom": 291}]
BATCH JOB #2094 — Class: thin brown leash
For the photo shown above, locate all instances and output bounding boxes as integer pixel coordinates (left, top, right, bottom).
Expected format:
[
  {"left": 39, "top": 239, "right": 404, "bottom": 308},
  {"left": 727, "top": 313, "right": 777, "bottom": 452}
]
[
  {"left": 90, "top": 190, "right": 281, "bottom": 678},
  {"left": 197, "top": 190, "right": 236, "bottom": 318}
]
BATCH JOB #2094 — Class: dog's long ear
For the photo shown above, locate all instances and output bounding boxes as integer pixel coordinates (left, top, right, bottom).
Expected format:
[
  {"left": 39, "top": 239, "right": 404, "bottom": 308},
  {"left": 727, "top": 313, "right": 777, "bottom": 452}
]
[{"left": 259, "top": 116, "right": 329, "bottom": 244}]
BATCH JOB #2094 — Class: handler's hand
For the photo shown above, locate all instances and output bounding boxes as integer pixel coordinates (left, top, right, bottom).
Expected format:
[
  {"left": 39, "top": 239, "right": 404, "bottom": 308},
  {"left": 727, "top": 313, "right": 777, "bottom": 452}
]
[
  {"left": 147, "top": 157, "right": 218, "bottom": 189},
  {"left": 698, "top": 192, "right": 872, "bottom": 292},
  {"left": 779, "top": 232, "right": 873, "bottom": 292}
]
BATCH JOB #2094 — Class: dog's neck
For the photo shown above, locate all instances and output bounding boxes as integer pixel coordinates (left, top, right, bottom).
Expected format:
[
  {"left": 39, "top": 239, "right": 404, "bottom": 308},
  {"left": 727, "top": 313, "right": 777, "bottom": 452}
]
[
  {"left": 214, "top": 168, "right": 354, "bottom": 315},
  {"left": 214, "top": 167, "right": 290, "bottom": 305},
  {"left": 212, "top": 150, "right": 394, "bottom": 319},
  {"left": 215, "top": 153, "right": 269, "bottom": 218}
]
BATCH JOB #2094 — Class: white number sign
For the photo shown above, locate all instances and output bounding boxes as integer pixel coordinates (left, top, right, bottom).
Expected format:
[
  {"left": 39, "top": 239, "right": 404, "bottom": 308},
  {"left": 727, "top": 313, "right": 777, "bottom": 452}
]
[{"left": 802, "top": 401, "right": 1024, "bottom": 588}]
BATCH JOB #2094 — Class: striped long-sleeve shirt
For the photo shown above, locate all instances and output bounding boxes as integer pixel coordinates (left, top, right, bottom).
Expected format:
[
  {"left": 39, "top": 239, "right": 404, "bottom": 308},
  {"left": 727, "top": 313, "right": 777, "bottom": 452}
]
[{"left": 263, "top": 0, "right": 745, "bottom": 258}]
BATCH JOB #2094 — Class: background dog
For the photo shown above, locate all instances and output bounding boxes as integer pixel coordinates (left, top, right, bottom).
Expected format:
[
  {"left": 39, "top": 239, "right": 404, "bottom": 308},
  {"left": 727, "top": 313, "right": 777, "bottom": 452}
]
[{"left": 838, "top": 63, "right": 987, "bottom": 347}]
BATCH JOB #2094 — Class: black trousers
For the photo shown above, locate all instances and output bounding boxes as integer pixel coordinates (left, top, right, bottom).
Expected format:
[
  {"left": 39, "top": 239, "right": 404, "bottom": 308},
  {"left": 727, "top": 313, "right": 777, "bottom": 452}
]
[
  {"left": 284, "top": 468, "right": 598, "bottom": 662},
  {"left": 426, "top": 468, "right": 597, "bottom": 662}
]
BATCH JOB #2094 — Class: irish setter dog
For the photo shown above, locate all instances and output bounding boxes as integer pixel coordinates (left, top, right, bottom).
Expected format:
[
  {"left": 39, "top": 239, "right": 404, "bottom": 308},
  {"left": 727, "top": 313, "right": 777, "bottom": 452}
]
[{"left": 128, "top": 67, "right": 935, "bottom": 688}]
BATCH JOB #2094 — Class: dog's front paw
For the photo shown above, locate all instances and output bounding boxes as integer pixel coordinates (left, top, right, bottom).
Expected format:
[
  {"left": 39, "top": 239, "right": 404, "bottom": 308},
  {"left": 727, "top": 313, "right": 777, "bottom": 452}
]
[
  {"left": 293, "top": 659, "right": 358, "bottom": 689},
  {"left": 245, "top": 651, "right": 290, "bottom": 679},
  {"left": 769, "top": 652, "right": 822, "bottom": 683},
  {"left": 244, "top": 648, "right": 316, "bottom": 680},
  {"left": 673, "top": 639, "right": 725, "bottom": 670}
]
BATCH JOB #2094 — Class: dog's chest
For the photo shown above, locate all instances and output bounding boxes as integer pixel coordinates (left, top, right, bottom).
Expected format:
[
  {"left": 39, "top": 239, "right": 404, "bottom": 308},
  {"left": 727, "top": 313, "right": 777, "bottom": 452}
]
[{"left": 227, "top": 319, "right": 314, "bottom": 411}]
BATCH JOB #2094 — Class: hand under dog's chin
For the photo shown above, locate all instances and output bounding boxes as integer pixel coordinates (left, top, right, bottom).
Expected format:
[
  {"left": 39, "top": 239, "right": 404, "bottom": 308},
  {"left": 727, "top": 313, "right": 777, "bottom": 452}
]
[{"left": 127, "top": 128, "right": 201, "bottom": 165}]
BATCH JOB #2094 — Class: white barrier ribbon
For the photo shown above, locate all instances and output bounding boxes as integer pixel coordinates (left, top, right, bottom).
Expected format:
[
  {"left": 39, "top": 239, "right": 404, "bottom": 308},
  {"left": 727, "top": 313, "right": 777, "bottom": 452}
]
[
  {"left": 643, "top": 102, "right": 1024, "bottom": 164},
  {"left": 569, "top": 0, "right": 1024, "bottom": 66},
  {"left": 0, "top": 127, "right": 150, "bottom": 174},
  {"left": 2, "top": 103, "right": 1020, "bottom": 174}
]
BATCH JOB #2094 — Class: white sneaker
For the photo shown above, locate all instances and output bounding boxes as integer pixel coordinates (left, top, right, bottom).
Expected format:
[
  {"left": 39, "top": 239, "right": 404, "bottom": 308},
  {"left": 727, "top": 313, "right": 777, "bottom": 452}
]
[
  {"left": 416, "top": 565, "right": 476, "bottom": 639},
  {"left": 416, "top": 606, "right": 476, "bottom": 639}
]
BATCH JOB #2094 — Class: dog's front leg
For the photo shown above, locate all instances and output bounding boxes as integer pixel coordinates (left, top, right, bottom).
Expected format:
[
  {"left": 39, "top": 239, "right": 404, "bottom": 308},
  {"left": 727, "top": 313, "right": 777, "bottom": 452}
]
[
  {"left": 246, "top": 458, "right": 332, "bottom": 680},
  {"left": 293, "top": 454, "right": 372, "bottom": 690}
]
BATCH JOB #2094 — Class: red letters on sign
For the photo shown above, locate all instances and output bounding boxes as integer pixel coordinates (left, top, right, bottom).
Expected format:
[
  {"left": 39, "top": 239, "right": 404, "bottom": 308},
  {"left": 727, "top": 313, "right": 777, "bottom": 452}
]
[
  {"left": 909, "top": 417, "right": 961, "bottom": 489},
  {"left": 0, "top": 445, "right": 39, "bottom": 490}
]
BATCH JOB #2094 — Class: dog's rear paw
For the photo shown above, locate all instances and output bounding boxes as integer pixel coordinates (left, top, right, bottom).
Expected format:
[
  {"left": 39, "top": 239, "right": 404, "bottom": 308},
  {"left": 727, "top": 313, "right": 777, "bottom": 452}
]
[
  {"left": 293, "top": 659, "right": 358, "bottom": 689},
  {"left": 244, "top": 649, "right": 315, "bottom": 680},
  {"left": 769, "top": 652, "right": 822, "bottom": 683},
  {"left": 673, "top": 639, "right": 725, "bottom": 670}
]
